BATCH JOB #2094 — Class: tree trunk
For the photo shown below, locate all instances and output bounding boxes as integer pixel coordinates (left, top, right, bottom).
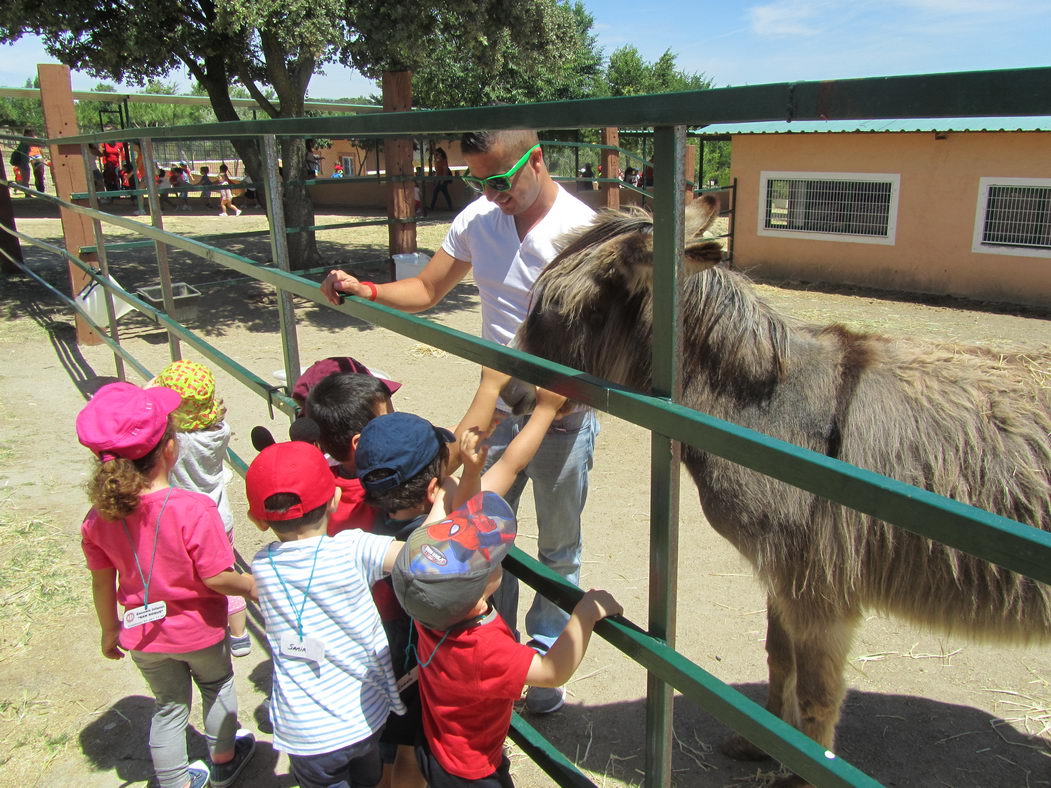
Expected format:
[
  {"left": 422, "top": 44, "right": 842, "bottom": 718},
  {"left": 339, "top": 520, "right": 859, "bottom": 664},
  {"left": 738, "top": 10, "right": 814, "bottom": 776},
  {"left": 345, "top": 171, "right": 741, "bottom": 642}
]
[
  {"left": 383, "top": 70, "right": 416, "bottom": 260},
  {"left": 191, "top": 57, "right": 319, "bottom": 269},
  {"left": 280, "top": 136, "right": 320, "bottom": 270}
]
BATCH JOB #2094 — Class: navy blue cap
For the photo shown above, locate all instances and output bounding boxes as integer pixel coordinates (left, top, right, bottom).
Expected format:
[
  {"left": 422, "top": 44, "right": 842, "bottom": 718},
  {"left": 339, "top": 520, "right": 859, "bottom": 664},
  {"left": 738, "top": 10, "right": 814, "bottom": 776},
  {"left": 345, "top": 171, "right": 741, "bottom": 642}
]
[{"left": 356, "top": 412, "right": 455, "bottom": 494}]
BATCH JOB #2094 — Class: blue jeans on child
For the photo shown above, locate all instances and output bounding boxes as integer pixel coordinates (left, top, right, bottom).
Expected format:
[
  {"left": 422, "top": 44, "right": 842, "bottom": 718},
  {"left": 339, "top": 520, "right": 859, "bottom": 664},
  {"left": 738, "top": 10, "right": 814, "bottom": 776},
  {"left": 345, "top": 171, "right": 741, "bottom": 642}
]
[
  {"left": 131, "top": 641, "right": 238, "bottom": 788},
  {"left": 484, "top": 408, "right": 597, "bottom": 652}
]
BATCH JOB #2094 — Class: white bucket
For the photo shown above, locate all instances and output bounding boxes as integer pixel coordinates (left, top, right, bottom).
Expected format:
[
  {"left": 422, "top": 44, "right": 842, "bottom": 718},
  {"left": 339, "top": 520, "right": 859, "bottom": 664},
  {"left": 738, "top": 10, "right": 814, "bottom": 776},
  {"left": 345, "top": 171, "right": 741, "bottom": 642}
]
[{"left": 392, "top": 252, "right": 430, "bottom": 281}]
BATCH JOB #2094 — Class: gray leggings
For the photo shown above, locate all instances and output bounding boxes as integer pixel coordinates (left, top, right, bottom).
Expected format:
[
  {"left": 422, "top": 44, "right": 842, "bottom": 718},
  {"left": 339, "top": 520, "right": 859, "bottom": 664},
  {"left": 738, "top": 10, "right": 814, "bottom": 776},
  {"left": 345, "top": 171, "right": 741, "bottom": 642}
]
[{"left": 131, "top": 640, "right": 238, "bottom": 788}]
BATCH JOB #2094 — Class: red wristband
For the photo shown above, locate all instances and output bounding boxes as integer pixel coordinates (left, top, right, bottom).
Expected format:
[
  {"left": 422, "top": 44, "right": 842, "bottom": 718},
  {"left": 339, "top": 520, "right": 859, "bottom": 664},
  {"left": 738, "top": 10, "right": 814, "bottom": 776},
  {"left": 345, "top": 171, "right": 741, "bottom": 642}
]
[{"left": 360, "top": 281, "right": 378, "bottom": 302}]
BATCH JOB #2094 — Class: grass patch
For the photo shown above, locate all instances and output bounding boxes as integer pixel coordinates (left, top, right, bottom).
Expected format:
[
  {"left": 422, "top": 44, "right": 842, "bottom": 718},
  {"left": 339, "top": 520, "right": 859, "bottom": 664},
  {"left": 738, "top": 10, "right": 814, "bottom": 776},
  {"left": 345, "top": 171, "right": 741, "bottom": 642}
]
[{"left": 0, "top": 509, "right": 86, "bottom": 663}]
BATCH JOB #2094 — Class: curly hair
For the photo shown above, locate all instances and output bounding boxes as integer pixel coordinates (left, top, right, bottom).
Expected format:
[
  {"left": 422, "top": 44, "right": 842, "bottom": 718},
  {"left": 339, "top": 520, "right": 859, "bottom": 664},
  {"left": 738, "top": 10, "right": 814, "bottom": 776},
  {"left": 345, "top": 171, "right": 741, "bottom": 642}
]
[{"left": 86, "top": 422, "right": 175, "bottom": 521}]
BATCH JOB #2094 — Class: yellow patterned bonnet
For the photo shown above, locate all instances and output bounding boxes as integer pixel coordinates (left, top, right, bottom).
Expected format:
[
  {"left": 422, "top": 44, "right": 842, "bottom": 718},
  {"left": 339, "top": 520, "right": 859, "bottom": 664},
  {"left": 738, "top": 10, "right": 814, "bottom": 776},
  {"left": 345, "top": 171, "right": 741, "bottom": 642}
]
[{"left": 151, "top": 360, "right": 224, "bottom": 431}]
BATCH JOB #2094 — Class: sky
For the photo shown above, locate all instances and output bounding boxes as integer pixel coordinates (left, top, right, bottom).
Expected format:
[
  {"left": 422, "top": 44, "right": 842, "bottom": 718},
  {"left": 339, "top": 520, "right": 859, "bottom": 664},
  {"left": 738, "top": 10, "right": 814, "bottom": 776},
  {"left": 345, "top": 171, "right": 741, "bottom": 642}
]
[{"left": 0, "top": 0, "right": 1048, "bottom": 100}]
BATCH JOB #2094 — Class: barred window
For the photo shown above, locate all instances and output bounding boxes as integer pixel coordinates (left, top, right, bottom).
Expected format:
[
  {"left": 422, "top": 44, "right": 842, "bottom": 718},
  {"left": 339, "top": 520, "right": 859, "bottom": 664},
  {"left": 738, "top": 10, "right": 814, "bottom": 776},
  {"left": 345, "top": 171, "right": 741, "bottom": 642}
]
[
  {"left": 759, "top": 172, "right": 899, "bottom": 245},
  {"left": 974, "top": 178, "right": 1051, "bottom": 256}
]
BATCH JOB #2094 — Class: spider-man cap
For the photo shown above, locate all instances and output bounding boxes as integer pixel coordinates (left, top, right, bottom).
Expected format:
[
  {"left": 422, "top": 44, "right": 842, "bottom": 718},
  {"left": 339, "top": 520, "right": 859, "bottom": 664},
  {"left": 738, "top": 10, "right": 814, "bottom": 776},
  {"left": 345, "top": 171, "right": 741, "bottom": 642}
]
[{"left": 392, "top": 491, "right": 516, "bottom": 631}]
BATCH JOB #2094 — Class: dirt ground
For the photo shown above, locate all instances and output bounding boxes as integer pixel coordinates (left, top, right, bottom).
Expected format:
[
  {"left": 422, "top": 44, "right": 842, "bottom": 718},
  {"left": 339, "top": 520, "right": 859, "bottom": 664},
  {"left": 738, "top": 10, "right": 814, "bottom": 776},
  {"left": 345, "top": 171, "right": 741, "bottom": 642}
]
[{"left": 1, "top": 196, "right": 1050, "bottom": 788}]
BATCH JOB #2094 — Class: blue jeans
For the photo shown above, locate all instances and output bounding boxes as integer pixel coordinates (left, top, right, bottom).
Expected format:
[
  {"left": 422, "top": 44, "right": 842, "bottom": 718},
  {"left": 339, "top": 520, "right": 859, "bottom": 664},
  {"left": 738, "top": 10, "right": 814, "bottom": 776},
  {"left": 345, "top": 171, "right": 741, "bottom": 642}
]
[{"left": 485, "top": 408, "right": 597, "bottom": 651}]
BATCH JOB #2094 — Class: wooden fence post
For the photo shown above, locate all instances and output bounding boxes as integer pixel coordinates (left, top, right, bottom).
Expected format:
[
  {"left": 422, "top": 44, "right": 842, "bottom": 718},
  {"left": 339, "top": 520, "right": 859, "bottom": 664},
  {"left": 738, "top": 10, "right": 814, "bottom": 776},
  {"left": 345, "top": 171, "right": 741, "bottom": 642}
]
[
  {"left": 383, "top": 70, "right": 416, "bottom": 279},
  {"left": 601, "top": 127, "right": 620, "bottom": 210},
  {"left": 38, "top": 63, "right": 101, "bottom": 345}
]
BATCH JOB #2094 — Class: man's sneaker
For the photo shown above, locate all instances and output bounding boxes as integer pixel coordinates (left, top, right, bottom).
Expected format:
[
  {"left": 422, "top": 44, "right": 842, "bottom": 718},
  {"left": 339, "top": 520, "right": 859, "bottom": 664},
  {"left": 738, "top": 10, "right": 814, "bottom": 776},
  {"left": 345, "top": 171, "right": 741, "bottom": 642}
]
[
  {"left": 210, "top": 729, "right": 256, "bottom": 788},
  {"left": 525, "top": 685, "right": 566, "bottom": 714},
  {"left": 229, "top": 632, "right": 252, "bottom": 657},
  {"left": 187, "top": 760, "right": 210, "bottom": 788}
]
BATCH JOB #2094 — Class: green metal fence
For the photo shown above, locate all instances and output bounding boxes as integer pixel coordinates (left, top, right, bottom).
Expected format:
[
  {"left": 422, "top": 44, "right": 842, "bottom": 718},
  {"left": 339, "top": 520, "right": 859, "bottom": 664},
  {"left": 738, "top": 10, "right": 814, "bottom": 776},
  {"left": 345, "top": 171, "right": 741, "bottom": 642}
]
[{"left": 3, "top": 65, "right": 1051, "bottom": 787}]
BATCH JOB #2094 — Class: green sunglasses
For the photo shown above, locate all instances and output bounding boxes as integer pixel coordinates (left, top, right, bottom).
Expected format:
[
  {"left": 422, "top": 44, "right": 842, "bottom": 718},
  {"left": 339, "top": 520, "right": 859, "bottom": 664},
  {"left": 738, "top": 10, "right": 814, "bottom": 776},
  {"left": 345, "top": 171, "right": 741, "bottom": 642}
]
[{"left": 461, "top": 144, "right": 540, "bottom": 193}]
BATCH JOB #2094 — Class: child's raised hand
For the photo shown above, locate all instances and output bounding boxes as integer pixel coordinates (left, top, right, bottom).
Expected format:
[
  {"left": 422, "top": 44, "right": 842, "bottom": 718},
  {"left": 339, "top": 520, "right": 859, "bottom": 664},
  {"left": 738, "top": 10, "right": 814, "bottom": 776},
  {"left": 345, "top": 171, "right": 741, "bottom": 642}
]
[
  {"left": 459, "top": 427, "right": 489, "bottom": 476},
  {"left": 100, "top": 628, "right": 125, "bottom": 660},
  {"left": 576, "top": 589, "right": 623, "bottom": 624}
]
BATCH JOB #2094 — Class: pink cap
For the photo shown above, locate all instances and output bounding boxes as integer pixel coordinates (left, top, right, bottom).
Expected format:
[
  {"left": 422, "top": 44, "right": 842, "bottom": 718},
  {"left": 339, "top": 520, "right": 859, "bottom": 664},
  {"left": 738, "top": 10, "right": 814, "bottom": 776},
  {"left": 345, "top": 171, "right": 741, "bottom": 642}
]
[
  {"left": 76, "top": 382, "right": 182, "bottom": 461},
  {"left": 246, "top": 442, "right": 336, "bottom": 521},
  {"left": 291, "top": 356, "right": 401, "bottom": 405}
]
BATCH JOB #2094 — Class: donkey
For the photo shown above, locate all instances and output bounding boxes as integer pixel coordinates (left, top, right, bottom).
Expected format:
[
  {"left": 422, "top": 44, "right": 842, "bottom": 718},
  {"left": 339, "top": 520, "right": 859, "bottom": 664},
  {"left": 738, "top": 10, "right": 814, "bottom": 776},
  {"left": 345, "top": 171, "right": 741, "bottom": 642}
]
[{"left": 515, "top": 194, "right": 1051, "bottom": 786}]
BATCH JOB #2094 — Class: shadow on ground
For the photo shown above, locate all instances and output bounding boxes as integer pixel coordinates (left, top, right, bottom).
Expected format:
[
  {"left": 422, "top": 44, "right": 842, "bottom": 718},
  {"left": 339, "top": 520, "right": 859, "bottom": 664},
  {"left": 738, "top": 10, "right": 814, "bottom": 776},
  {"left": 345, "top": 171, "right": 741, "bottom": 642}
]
[{"left": 74, "top": 683, "right": 1050, "bottom": 787}]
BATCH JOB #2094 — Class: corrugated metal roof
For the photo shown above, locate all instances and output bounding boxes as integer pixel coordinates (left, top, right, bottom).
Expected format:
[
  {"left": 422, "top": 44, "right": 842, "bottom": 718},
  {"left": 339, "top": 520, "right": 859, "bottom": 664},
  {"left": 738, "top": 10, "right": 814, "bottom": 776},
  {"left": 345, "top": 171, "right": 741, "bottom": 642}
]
[{"left": 696, "top": 117, "right": 1051, "bottom": 135}]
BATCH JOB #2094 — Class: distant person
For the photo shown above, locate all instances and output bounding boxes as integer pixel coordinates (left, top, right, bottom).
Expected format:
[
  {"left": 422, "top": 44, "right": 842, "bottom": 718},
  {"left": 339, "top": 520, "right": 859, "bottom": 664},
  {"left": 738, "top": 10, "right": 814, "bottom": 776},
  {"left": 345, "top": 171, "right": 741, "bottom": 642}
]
[
  {"left": 305, "top": 140, "right": 322, "bottom": 177},
  {"left": 26, "top": 135, "right": 47, "bottom": 193},
  {"left": 93, "top": 130, "right": 124, "bottom": 193},
  {"left": 218, "top": 169, "right": 241, "bottom": 217},
  {"left": 578, "top": 162, "right": 595, "bottom": 191},
  {"left": 428, "top": 147, "right": 454, "bottom": 211},
  {"left": 9, "top": 130, "right": 31, "bottom": 190},
  {"left": 332, "top": 161, "right": 344, "bottom": 178},
  {"left": 199, "top": 166, "right": 215, "bottom": 209}
]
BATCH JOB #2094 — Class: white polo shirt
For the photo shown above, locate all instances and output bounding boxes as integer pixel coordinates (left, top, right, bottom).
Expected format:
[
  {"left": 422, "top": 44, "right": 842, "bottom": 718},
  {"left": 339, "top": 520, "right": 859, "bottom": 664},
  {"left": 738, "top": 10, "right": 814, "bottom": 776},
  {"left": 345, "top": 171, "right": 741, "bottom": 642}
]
[{"left": 442, "top": 185, "right": 595, "bottom": 346}]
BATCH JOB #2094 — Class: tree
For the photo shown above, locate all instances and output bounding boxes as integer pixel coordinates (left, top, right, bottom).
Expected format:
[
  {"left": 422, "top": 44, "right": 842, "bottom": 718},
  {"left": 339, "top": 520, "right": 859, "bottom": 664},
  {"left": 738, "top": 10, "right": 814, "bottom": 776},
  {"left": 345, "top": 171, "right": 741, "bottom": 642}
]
[
  {"left": 411, "top": 1, "right": 603, "bottom": 109},
  {"left": 598, "top": 45, "right": 711, "bottom": 97},
  {"left": 1, "top": 1, "right": 564, "bottom": 267}
]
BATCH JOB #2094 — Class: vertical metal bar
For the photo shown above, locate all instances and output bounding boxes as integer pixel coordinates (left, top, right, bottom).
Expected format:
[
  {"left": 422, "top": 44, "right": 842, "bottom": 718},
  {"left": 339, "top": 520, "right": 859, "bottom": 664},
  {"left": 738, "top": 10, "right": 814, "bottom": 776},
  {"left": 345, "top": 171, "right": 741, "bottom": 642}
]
[
  {"left": 727, "top": 176, "right": 738, "bottom": 268},
  {"left": 139, "top": 137, "right": 181, "bottom": 360},
  {"left": 79, "top": 143, "right": 126, "bottom": 381},
  {"left": 645, "top": 125, "right": 685, "bottom": 788},
  {"left": 260, "top": 134, "right": 301, "bottom": 412}
]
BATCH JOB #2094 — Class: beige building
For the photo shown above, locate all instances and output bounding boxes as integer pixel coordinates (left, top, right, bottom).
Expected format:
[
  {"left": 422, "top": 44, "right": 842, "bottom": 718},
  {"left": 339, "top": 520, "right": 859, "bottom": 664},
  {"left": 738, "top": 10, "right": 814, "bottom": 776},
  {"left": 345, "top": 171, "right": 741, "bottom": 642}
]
[{"left": 702, "top": 118, "right": 1051, "bottom": 307}]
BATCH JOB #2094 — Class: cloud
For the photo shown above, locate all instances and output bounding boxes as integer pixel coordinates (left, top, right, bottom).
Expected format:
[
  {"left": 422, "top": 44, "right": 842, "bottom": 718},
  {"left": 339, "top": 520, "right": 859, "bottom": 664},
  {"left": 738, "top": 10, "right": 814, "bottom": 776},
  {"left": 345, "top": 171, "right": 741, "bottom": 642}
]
[{"left": 749, "top": 0, "right": 830, "bottom": 37}]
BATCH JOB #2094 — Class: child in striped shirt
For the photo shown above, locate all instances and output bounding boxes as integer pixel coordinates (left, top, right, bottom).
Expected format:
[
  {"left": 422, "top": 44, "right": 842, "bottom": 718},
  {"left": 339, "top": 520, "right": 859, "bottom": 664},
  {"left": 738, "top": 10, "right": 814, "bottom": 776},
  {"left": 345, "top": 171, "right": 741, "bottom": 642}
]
[{"left": 246, "top": 441, "right": 405, "bottom": 788}]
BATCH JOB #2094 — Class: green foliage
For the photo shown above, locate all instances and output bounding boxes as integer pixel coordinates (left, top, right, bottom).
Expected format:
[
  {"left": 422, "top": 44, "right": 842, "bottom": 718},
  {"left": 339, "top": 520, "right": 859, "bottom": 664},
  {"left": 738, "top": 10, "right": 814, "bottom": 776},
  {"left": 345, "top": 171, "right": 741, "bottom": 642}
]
[
  {"left": 701, "top": 139, "right": 732, "bottom": 188},
  {"left": 597, "top": 45, "right": 711, "bottom": 97},
  {"left": 411, "top": 1, "right": 602, "bottom": 109}
]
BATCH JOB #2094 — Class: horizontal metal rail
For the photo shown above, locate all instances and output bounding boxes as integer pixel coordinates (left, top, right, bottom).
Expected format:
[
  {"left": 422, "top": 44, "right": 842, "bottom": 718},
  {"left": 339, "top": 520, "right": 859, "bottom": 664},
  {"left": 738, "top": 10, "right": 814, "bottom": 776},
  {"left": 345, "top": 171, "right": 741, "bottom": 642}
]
[
  {"left": 51, "top": 67, "right": 1051, "bottom": 145},
  {"left": 505, "top": 549, "right": 880, "bottom": 787}
]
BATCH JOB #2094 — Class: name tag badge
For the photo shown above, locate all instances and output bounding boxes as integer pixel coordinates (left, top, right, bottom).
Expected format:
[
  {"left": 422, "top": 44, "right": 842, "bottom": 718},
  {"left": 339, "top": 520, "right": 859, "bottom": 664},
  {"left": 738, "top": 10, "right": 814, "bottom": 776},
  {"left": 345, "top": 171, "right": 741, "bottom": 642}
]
[
  {"left": 123, "top": 601, "right": 167, "bottom": 628},
  {"left": 396, "top": 666, "right": 418, "bottom": 694},
  {"left": 280, "top": 632, "right": 325, "bottom": 663}
]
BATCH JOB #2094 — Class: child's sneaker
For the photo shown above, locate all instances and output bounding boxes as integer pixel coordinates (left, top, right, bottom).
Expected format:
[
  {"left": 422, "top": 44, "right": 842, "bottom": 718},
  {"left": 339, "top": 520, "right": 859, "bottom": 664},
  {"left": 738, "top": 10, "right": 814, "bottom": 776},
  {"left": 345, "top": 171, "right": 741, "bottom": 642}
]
[
  {"left": 210, "top": 729, "right": 256, "bottom": 787},
  {"left": 187, "top": 760, "right": 210, "bottom": 788},
  {"left": 229, "top": 632, "right": 252, "bottom": 657},
  {"left": 234, "top": 208, "right": 242, "bottom": 216}
]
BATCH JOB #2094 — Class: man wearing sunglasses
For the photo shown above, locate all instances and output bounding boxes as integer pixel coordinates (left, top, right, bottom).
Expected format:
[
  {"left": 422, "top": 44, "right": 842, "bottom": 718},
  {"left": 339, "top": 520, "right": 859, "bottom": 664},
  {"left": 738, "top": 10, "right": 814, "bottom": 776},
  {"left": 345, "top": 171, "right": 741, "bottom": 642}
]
[{"left": 321, "top": 129, "right": 596, "bottom": 715}]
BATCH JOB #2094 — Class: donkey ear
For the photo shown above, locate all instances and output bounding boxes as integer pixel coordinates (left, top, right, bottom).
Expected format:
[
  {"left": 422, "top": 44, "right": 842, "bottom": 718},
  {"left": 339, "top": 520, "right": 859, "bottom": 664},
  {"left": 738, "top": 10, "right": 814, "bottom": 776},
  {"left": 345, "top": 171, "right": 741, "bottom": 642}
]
[
  {"left": 684, "top": 240, "right": 724, "bottom": 274},
  {"left": 610, "top": 230, "right": 656, "bottom": 294},
  {"left": 685, "top": 193, "right": 720, "bottom": 237}
]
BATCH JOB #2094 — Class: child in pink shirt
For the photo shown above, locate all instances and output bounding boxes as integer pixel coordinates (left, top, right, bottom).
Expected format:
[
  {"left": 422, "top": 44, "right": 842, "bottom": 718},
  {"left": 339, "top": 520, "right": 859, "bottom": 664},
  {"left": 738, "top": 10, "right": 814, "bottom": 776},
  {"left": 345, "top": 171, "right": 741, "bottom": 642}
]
[{"left": 77, "top": 382, "right": 256, "bottom": 788}]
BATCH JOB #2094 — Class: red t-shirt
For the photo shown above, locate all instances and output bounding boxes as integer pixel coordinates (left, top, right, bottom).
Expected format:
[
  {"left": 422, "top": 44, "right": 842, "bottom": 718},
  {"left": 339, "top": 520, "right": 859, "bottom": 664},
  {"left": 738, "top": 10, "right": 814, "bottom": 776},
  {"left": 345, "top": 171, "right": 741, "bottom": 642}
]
[
  {"left": 416, "top": 610, "right": 536, "bottom": 779},
  {"left": 328, "top": 470, "right": 380, "bottom": 536},
  {"left": 80, "top": 487, "right": 234, "bottom": 653},
  {"left": 100, "top": 142, "right": 123, "bottom": 167}
]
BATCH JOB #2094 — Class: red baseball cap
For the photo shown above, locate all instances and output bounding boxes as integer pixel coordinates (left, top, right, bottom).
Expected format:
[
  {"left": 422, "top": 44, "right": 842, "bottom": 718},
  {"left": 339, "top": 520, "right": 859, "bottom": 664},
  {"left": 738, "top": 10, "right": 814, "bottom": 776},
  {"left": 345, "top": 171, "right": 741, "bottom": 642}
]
[
  {"left": 246, "top": 441, "right": 336, "bottom": 521},
  {"left": 76, "top": 382, "right": 182, "bottom": 462},
  {"left": 291, "top": 356, "right": 401, "bottom": 404}
]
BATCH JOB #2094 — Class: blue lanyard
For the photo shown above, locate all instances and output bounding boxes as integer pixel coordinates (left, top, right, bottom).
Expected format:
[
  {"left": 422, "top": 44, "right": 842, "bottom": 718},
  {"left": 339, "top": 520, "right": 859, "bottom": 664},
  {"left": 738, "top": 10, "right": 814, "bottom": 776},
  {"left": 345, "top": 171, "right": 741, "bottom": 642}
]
[
  {"left": 120, "top": 487, "right": 172, "bottom": 608},
  {"left": 267, "top": 537, "right": 324, "bottom": 639}
]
